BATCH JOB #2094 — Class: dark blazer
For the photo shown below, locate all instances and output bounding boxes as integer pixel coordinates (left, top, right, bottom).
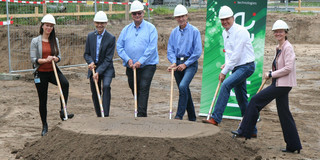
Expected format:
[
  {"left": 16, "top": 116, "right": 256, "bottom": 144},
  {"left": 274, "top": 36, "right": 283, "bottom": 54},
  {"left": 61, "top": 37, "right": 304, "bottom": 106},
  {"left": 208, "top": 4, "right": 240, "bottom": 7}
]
[{"left": 84, "top": 30, "right": 115, "bottom": 78}]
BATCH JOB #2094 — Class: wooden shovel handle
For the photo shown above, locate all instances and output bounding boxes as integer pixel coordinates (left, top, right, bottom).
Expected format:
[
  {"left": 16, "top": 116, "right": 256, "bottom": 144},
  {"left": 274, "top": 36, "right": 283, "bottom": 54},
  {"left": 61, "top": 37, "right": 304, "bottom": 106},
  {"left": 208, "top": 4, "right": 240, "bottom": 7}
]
[
  {"left": 52, "top": 60, "right": 68, "bottom": 120},
  {"left": 206, "top": 80, "right": 222, "bottom": 120},
  {"left": 257, "top": 78, "right": 267, "bottom": 93},
  {"left": 92, "top": 68, "right": 104, "bottom": 117},
  {"left": 169, "top": 69, "right": 174, "bottom": 119},
  {"left": 134, "top": 68, "right": 138, "bottom": 118}
]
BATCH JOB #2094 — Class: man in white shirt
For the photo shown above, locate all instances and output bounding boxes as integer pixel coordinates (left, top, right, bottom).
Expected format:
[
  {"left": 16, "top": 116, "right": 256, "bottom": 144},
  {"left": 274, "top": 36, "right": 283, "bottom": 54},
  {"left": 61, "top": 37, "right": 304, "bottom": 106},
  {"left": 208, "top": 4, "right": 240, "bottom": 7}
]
[{"left": 202, "top": 6, "right": 256, "bottom": 135}]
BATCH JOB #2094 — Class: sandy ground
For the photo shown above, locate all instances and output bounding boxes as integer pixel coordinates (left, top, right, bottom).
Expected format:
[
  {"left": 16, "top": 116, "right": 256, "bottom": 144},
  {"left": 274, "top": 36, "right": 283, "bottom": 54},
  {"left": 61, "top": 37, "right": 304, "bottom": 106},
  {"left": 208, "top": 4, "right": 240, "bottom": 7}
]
[{"left": 0, "top": 12, "right": 320, "bottom": 159}]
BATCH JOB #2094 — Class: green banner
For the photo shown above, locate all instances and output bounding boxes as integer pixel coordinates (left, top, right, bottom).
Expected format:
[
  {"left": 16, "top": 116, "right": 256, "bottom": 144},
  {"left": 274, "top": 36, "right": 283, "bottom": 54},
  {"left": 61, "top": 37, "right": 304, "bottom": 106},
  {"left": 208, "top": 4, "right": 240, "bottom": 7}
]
[{"left": 199, "top": 0, "right": 268, "bottom": 119}]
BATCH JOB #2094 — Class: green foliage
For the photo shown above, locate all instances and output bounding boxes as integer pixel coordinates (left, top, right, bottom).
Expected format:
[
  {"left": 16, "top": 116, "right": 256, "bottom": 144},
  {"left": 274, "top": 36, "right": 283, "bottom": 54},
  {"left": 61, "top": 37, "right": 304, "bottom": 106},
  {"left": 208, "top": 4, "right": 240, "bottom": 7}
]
[{"left": 0, "top": 3, "right": 6, "bottom": 14}]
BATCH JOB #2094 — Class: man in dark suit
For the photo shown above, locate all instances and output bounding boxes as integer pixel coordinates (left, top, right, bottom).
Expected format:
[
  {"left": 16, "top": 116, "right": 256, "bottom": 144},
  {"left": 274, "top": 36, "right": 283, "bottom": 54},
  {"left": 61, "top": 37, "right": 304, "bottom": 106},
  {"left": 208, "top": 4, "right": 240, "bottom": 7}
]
[{"left": 84, "top": 11, "right": 115, "bottom": 117}]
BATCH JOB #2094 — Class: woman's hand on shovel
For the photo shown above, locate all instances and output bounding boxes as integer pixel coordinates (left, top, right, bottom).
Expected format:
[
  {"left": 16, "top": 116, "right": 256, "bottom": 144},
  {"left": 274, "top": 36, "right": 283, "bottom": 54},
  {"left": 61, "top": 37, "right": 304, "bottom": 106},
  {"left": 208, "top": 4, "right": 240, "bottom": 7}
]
[
  {"left": 264, "top": 71, "right": 271, "bottom": 80},
  {"left": 52, "top": 56, "right": 59, "bottom": 62}
]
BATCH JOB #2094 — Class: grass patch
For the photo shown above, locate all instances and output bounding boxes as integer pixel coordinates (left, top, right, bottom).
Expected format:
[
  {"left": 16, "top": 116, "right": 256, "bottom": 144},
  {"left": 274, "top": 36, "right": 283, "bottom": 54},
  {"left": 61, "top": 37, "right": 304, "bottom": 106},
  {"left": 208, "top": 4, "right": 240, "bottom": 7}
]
[
  {"left": 0, "top": 3, "right": 127, "bottom": 25},
  {"left": 151, "top": 7, "right": 174, "bottom": 15},
  {"left": 268, "top": 11, "right": 316, "bottom": 15},
  {"left": 268, "top": 2, "right": 320, "bottom": 7},
  {"left": 150, "top": 7, "right": 206, "bottom": 16}
]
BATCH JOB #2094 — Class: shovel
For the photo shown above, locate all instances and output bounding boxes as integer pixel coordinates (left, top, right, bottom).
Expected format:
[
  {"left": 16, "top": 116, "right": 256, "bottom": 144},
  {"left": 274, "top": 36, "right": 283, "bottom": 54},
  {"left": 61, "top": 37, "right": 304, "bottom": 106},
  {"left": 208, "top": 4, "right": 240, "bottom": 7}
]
[
  {"left": 134, "top": 68, "right": 138, "bottom": 118},
  {"left": 92, "top": 68, "right": 104, "bottom": 117},
  {"left": 52, "top": 60, "right": 68, "bottom": 120},
  {"left": 169, "top": 68, "right": 175, "bottom": 119},
  {"left": 206, "top": 80, "right": 222, "bottom": 120},
  {"left": 257, "top": 78, "right": 267, "bottom": 93}
]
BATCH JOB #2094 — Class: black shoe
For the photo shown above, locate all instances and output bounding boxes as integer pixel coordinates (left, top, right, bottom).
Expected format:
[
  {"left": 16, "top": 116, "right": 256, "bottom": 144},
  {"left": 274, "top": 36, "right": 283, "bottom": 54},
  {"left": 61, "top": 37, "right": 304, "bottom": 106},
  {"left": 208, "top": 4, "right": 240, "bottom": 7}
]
[
  {"left": 41, "top": 123, "right": 48, "bottom": 136},
  {"left": 60, "top": 110, "right": 74, "bottom": 121},
  {"left": 231, "top": 130, "right": 241, "bottom": 136},
  {"left": 137, "top": 113, "right": 147, "bottom": 117},
  {"left": 231, "top": 130, "right": 257, "bottom": 138},
  {"left": 174, "top": 116, "right": 182, "bottom": 120},
  {"left": 281, "top": 148, "right": 301, "bottom": 154}
]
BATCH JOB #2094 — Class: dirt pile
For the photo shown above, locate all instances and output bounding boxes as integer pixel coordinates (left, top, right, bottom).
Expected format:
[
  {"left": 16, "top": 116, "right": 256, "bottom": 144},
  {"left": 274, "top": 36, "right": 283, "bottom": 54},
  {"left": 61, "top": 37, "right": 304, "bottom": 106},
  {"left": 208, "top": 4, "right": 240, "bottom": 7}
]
[
  {"left": 15, "top": 116, "right": 258, "bottom": 159},
  {"left": 16, "top": 126, "right": 258, "bottom": 160}
]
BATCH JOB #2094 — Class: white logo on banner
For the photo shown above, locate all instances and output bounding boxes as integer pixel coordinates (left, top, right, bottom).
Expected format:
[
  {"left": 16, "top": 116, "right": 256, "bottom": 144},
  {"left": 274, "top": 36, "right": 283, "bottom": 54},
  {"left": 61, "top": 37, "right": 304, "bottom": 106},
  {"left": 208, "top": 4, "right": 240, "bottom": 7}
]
[{"left": 234, "top": 12, "right": 256, "bottom": 42}]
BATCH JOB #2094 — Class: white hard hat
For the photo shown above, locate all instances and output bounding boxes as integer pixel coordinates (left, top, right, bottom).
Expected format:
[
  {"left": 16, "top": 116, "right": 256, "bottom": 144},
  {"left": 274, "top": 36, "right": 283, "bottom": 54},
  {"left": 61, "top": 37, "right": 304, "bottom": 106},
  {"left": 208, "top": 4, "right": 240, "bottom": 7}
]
[
  {"left": 218, "top": 6, "right": 233, "bottom": 19},
  {"left": 41, "top": 14, "right": 56, "bottom": 25},
  {"left": 174, "top": 4, "right": 188, "bottom": 17},
  {"left": 130, "top": 0, "right": 144, "bottom": 13},
  {"left": 94, "top": 11, "right": 108, "bottom": 22},
  {"left": 272, "top": 20, "right": 289, "bottom": 31}
]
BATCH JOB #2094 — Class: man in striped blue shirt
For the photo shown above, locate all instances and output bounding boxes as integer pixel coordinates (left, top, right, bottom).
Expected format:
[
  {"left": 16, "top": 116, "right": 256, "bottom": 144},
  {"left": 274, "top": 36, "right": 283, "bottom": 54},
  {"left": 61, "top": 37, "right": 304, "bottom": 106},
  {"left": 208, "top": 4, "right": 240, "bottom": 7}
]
[
  {"left": 117, "top": 0, "right": 159, "bottom": 117},
  {"left": 167, "top": 4, "right": 202, "bottom": 121}
]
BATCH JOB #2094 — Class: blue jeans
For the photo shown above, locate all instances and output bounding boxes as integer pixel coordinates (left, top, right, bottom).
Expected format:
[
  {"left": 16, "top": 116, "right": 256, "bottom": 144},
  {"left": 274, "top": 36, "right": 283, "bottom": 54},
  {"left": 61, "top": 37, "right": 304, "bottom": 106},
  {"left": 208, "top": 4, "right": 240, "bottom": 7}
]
[
  {"left": 211, "top": 62, "right": 255, "bottom": 125},
  {"left": 174, "top": 61, "right": 198, "bottom": 121},
  {"left": 126, "top": 65, "right": 156, "bottom": 117}
]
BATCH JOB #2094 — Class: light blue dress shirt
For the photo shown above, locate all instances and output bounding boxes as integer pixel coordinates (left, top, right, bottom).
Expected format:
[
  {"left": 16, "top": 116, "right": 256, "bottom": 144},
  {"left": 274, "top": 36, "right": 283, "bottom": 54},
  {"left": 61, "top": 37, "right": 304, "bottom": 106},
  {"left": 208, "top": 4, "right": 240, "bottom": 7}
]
[
  {"left": 95, "top": 29, "right": 105, "bottom": 63},
  {"left": 117, "top": 20, "right": 159, "bottom": 67},
  {"left": 167, "top": 22, "right": 202, "bottom": 67}
]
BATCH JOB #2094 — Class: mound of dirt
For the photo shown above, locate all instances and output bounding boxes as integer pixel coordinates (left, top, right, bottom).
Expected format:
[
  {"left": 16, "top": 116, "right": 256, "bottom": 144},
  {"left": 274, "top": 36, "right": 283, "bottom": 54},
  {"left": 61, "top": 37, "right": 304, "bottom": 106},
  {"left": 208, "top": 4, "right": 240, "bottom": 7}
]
[
  {"left": 58, "top": 116, "right": 220, "bottom": 138},
  {"left": 16, "top": 117, "right": 259, "bottom": 159}
]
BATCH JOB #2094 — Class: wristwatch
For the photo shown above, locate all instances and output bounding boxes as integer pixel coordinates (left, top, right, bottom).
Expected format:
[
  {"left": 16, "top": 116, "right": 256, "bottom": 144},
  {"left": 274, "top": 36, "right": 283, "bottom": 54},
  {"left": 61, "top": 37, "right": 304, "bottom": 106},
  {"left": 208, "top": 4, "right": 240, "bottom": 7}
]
[{"left": 268, "top": 71, "right": 272, "bottom": 78}]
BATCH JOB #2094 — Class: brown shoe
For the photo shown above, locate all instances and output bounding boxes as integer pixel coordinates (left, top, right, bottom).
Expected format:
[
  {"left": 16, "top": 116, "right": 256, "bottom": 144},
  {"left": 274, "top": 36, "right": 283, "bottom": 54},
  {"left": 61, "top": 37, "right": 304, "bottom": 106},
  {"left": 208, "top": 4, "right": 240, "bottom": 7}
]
[
  {"left": 251, "top": 134, "right": 257, "bottom": 138},
  {"left": 202, "top": 118, "right": 218, "bottom": 126}
]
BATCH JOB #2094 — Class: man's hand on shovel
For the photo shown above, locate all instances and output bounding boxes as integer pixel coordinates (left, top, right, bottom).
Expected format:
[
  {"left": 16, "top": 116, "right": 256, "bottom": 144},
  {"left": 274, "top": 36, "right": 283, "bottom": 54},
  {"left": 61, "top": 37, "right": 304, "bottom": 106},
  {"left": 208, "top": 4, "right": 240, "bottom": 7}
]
[
  {"left": 88, "top": 62, "right": 96, "bottom": 71},
  {"left": 167, "top": 63, "right": 177, "bottom": 72},
  {"left": 93, "top": 72, "right": 99, "bottom": 81}
]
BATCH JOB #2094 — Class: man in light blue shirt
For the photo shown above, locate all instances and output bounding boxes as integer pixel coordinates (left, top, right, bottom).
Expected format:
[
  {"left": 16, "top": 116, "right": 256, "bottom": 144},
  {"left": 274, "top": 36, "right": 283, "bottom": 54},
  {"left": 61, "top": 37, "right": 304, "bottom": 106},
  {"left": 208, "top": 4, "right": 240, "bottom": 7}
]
[
  {"left": 117, "top": 0, "right": 158, "bottom": 117},
  {"left": 167, "top": 4, "right": 202, "bottom": 121}
]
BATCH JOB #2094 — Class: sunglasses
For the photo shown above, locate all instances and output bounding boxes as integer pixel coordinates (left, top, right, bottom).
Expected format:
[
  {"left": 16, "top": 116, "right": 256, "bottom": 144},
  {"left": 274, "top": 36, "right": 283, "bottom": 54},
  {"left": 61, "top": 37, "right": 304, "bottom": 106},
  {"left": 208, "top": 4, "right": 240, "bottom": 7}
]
[{"left": 132, "top": 12, "right": 142, "bottom": 16}]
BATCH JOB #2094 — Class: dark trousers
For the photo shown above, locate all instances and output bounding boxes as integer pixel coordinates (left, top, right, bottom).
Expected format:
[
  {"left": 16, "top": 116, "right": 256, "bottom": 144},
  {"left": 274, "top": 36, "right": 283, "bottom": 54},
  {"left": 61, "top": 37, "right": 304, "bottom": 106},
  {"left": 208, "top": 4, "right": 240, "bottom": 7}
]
[
  {"left": 126, "top": 65, "right": 156, "bottom": 117},
  {"left": 90, "top": 76, "right": 112, "bottom": 117},
  {"left": 35, "top": 70, "right": 69, "bottom": 125},
  {"left": 239, "top": 80, "right": 302, "bottom": 150}
]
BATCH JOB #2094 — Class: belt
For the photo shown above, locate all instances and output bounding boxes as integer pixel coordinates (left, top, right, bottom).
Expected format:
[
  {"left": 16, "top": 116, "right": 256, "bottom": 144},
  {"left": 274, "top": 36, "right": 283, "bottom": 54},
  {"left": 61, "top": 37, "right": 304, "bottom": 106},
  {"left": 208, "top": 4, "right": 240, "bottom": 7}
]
[
  {"left": 235, "top": 61, "right": 254, "bottom": 68},
  {"left": 245, "top": 61, "right": 254, "bottom": 65},
  {"left": 176, "top": 57, "right": 189, "bottom": 61}
]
